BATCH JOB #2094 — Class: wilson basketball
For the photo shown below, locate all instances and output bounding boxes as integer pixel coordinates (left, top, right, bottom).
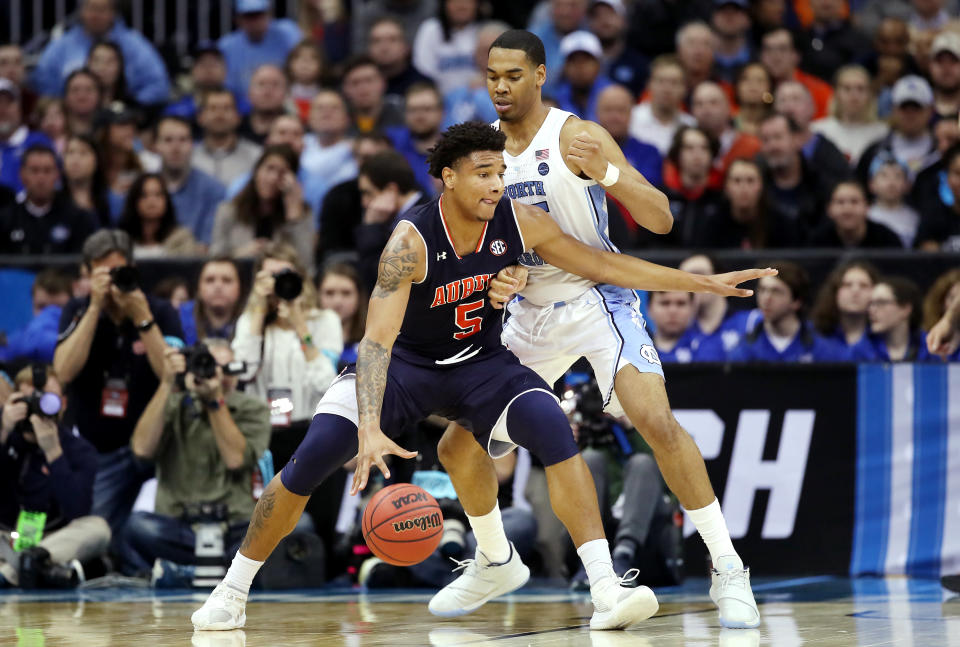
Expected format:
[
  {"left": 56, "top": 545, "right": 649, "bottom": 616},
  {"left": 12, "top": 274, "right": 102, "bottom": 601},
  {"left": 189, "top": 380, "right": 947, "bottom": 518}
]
[{"left": 362, "top": 483, "right": 444, "bottom": 566}]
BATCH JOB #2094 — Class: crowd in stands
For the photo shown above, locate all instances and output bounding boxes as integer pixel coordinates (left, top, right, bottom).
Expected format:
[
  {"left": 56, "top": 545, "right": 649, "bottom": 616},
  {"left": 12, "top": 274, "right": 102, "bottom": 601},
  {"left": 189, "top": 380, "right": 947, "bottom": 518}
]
[{"left": 1, "top": 0, "right": 959, "bottom": 591}]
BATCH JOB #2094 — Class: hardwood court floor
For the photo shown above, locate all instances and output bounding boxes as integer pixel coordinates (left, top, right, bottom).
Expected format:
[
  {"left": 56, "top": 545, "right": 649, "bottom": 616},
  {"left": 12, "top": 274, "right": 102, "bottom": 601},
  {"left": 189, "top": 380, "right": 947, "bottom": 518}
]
[{"left": 1, "top": 577, "right": 958, "bottom": 646}]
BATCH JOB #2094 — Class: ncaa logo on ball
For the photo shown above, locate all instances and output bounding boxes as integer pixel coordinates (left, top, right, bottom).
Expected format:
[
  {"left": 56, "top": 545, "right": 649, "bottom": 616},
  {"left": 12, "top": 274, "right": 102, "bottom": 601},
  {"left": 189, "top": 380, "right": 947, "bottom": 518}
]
[
  {"left": 538, "top": 162, "right": 550, "bottom": 176},
  {"left": 390, "top": 491, "right": 428, "bottom": 509},
  {"left": 490, "top": 239, "right": 508, "bottom": 256}
]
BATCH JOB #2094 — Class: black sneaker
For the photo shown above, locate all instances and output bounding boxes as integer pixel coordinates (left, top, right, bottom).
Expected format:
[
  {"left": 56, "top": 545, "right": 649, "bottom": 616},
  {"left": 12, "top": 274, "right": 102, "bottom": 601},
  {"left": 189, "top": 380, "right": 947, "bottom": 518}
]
[{"left": 19, "top": 547, "right": 80, "bottom": 589}]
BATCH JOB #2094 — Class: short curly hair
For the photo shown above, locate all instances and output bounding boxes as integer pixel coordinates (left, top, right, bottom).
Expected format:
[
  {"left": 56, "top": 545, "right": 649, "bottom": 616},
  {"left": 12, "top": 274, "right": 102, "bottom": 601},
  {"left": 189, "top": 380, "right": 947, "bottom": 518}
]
[{"left": 427, "top": 121, "right": 507, "bottom": 179}]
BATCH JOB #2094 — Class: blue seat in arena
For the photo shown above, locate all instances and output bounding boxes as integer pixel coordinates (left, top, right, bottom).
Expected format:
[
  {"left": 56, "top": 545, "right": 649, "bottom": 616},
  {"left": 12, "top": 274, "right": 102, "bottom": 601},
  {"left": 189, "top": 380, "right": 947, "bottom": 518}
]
[{"left": 0, "top": 268, "right": 36, "bottom": 337}]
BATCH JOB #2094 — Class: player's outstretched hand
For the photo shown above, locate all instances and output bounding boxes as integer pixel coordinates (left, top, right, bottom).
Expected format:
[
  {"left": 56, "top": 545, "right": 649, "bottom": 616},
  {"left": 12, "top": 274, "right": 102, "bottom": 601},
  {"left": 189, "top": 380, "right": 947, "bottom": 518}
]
[
  {"left": 703, "top": 268, "right": 778, "bottom": 297},
  {"left": 927, "top": 313, "right": 959, "bottom": 359},
  {"left": 489, "top": 265, "right": 529, "bottom": 309},
  {"left": 351, "top": 426, "right": 418, "bottom": 495}
]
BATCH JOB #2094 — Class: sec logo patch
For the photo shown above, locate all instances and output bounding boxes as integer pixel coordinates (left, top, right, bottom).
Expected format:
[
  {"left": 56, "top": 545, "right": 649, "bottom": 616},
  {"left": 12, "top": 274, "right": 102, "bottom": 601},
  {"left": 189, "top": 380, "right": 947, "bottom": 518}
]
[{"left": 490, "top": 239, "right": 507, "bottom": 256}]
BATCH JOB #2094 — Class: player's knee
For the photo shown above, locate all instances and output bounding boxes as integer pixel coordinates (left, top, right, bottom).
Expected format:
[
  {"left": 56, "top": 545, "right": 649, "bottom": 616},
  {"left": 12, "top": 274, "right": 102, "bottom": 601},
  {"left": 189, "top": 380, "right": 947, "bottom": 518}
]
[
  {"left": 280, "top": 413, "right": 359, "bottom": 496},
  {"left": 437, "top": 425, "right": 479, "bottom": 471},
  {"left": 636, "top": 410, "right": 686, "bottom": 454},
  {"left": 506, "top": 390, "right": 579, "bottom": 467}
]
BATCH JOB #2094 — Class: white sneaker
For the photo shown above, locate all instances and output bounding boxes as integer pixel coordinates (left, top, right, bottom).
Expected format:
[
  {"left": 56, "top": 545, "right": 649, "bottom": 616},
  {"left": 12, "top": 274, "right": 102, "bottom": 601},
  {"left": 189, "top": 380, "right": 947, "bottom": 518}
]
[
  {"left": 589, "top": 570, "right": 659, "bottom": 630},
  {"left": 191, "top": 582, "right": 248, "bottom": 630},
  {"left": 428, "top": 542, "right": 530, "bottom": 617},
  {"left": 710, "top": 555, "right": 760, "bottom": 629}
]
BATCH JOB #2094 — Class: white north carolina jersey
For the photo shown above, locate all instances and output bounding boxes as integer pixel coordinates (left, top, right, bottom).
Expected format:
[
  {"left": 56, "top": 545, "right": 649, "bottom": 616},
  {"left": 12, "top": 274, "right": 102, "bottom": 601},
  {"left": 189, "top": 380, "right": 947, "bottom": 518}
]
[{"left": 495, "top": 108, "right": 618, "bottom": 307}]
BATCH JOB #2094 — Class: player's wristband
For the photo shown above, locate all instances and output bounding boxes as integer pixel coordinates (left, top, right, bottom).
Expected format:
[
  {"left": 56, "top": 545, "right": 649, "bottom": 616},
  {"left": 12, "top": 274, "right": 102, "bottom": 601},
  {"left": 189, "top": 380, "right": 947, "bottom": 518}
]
[{"left": 599, "top": 162, "right": 620, "bottom": 187}]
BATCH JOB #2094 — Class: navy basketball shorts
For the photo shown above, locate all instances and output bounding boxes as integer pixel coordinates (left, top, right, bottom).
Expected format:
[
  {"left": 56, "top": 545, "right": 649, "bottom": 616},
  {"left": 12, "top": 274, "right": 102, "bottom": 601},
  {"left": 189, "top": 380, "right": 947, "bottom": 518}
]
[{"left": 280, "top": 348, "right": 580, "bottom": 496}]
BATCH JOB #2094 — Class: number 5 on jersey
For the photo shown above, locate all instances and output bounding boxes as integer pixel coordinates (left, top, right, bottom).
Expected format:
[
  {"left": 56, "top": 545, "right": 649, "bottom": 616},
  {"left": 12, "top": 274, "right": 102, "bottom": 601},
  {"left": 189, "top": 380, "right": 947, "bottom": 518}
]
[{"left": 454, "top": 300, "right": 483, "bottom": 339}]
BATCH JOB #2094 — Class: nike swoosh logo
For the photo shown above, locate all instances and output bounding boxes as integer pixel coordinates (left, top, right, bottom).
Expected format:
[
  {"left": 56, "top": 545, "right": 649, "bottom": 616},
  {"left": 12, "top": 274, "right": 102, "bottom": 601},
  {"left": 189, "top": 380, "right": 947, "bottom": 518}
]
[{"left": 435, "top": 345, "right": 482, "bottom": 365}]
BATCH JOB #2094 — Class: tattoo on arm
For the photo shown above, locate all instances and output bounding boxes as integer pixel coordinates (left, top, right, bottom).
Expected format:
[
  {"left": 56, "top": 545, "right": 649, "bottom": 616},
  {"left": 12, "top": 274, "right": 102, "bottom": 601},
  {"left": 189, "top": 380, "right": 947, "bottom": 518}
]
[
  {"left": 372, "top": 235, "right": 419, "bottom": 298},
  {"left": 240, "top": 487, "right": 276, "bottom": 552},
  {"left": 356, "top": 338, "right": 390, "bottom": 425}
]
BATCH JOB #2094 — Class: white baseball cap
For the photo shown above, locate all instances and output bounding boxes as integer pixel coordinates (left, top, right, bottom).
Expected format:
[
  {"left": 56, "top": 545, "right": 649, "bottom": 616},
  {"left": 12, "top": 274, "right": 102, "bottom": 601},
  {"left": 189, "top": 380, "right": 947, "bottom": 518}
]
[
  {"left": 891, "top": 75, "right": 934, "bottom": 108},
  {"left": 932, "top": 31, "right": 960, "bottom": 59},
  {"left": 560, "top": 30, "right": 603, "bottom": 61}
]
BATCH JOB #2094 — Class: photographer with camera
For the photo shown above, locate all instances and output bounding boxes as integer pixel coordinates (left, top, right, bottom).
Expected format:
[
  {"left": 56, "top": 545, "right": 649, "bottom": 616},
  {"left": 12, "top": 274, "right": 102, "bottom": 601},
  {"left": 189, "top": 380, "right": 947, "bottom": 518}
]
[
  {"left": 53, "top": 230, "right": 184, "bottom": 539},
  {"left": 121, "top": 341, "right": 270, "bottom": 575},
  {"left": 232, "top": 242, "right": 341, "bottom": 467},
  {"left": 0, "top": 365, "right": 109, "bottom": 588}
]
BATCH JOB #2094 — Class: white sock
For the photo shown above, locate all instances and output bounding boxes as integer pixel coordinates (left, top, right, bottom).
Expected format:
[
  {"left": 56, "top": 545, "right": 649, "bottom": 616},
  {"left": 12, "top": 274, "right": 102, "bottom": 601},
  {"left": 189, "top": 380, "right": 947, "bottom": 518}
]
[
  {"left": 685, "top": 498, "right": 738, "bottom": 568},
  {"left": 467, "top": 503, "right": 511, "bottom": 563},
  {"left": 577, "top": 538, "right": 617, "bottom": 592},
  {"left": 222, "top": 552, "right": 264, "bottom": 595}
]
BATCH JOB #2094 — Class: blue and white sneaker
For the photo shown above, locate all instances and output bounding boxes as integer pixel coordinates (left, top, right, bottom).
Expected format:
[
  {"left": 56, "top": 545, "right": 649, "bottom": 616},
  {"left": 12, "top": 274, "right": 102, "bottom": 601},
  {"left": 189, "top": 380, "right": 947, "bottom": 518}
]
[
  {"left": 710, "top": 555, "right": 761, "bottom": 629},
  {"left": 428, "top": 542, "right": 529, "bottom": 617}
]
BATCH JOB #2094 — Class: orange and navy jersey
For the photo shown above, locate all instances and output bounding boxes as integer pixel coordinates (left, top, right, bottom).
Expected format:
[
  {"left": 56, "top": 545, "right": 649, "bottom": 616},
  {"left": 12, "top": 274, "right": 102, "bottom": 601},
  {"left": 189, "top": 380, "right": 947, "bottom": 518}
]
[{"left": 392, "top": 196, "right": 525, "bottom": 368}]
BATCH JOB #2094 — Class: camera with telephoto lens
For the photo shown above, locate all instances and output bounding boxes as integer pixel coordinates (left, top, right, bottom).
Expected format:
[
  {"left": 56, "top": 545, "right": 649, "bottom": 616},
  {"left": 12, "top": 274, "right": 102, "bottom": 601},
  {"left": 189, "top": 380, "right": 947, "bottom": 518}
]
[
  {"left": 273, "top": 268, "right": 303, "bottom": 301},
  {"left": 12, "top": 391, "right": 63, "bottom": 435},
  {"left": 176, "top": 343, "right": 247, "bottom": 388},
  {"left": 561, "top": 372, "right": 617, "bottom": 449},
  {"left": 109, "top": 265, "right": 140, "bottom": 292}
]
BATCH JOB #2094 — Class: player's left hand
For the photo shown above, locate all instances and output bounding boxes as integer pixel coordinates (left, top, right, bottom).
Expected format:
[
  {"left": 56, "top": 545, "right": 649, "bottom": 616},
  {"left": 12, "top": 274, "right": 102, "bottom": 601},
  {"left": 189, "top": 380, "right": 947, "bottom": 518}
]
[
  {"left": 351, "top": 426, "right": 418, "bottom": 494},
  {"left": 489, "top": 265, "right": 528, "bottom": 309},
  {"left": 565, "top": 131, "right": 608, "bottom": 181},
  {"left": 702, "top": 268, "right": 779, "bottom": 297}
]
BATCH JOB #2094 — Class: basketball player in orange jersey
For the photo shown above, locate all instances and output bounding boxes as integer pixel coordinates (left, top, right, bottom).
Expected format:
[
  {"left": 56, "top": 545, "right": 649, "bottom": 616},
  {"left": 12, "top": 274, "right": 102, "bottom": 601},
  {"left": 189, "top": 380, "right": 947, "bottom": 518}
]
[
  {"left": 431, "top": 30, "right": 761, "bottom": 629},
  {"left": 192, "top": 122, "right": 774, "bottom": 632}
]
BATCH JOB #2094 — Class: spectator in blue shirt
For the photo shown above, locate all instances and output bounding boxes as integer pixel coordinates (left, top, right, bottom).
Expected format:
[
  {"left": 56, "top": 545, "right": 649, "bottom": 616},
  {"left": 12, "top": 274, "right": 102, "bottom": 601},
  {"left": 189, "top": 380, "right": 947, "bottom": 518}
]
[
  {"left": 154, "top": 116, "right": 225, "bottom": 245},
  {"left": 729, "top": 261, "right": 852, "bottom": 362},
  {"left": 179, "top": 258, "right": 244, "bottom": 346},
  {"left": 589, "top": 0, "right": 649, "bottom": 97},
  {"left": 528, "top": 0, "right": 590, "bottom": 97},
  {"left": 811, "top": 259, "right": 882, "bottom": 360},
  {"left": 0, "top": 80, "right": 54, "bottom": 194},
  {"left": 554, "top": 31, "right": 613, "bottom": 122},
  {"left": 711, "top": 0, "right": 754, "bottom": 83},
  {"left": 301, "top": 90, "right": 358, "bottom": 201},
  {"left": 386, "top": 83, "right": 443, "bottom": 198},
  {"left": 0, "top": 270, "right": 73, "bottom": 364},
  {"left": 31, "top": 0, "right": 170, "bottom": 106},
  {"left": 164, "top": 42, "right": 251, "bottom": 128},
  {"left": 648, "top": 290, "right": 725, "bottom": 363},
  {"left": 679, "top": 254, "right": 762, "bottom": 355},
  {"left": 866, "top": 276, "right": 928, "bottom": 361},
  {"left": 596, "top": 84, "right": 663, "bottom": 187},
  {"left": 217, "top": 0, "right": 302, "bottom": 99}
]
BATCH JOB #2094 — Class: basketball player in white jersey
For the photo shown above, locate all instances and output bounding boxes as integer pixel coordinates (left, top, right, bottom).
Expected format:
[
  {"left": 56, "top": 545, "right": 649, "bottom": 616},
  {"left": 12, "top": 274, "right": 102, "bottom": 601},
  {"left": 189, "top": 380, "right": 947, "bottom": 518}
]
[{"left": 429, "top": 30, "right": 761, "bottom": 629}]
